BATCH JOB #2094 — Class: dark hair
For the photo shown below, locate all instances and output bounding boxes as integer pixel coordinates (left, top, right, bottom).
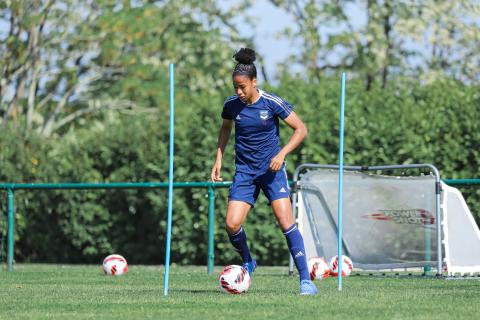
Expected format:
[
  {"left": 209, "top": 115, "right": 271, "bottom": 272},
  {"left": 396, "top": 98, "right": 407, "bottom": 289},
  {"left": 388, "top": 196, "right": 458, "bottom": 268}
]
[{"left": 232, "top": 48, "right": 257, "bottom": 79}]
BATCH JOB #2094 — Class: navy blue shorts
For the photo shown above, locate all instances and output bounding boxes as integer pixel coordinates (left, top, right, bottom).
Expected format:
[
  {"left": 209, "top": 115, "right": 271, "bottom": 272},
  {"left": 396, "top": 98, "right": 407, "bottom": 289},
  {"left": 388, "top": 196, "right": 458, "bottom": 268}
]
[{"left": 228, "top": 164, "right": 290, "bottom": 206}]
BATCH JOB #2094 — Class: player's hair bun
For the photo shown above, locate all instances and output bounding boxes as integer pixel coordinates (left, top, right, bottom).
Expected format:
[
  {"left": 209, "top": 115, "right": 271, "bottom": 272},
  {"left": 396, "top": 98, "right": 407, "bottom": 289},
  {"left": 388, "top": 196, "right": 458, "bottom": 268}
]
[{"left": 233, "top": 48, "right": 256, "bottom": 64}]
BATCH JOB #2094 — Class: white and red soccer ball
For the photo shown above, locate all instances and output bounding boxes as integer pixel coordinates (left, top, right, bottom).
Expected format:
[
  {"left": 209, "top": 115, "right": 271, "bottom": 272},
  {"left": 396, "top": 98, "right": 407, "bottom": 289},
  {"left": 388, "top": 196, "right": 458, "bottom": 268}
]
[
  {"left": 329, "top": 255, "right": 353, "bottom": 277},
  {"left": 308, "top": 257, "right": 330, "bottom": 280},
  {"left": 102, "top": 254, "right": 128, "bottom": 276},
  {"left": 218, "top": 265, "right": 251, "bottom": 294}
]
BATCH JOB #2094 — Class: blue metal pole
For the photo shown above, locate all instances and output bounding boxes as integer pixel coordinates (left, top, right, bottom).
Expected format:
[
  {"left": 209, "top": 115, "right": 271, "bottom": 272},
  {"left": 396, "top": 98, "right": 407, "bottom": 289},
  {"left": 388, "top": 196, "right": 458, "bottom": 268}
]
[
  {"left": 337, "top": 72, "right": 346, "bottom": 291},
  {"left": 164, "top": 63, "right": 175, "bottom": 296},
  {"left": 7, "top": 188, "right": 15, "bottom": 271}
]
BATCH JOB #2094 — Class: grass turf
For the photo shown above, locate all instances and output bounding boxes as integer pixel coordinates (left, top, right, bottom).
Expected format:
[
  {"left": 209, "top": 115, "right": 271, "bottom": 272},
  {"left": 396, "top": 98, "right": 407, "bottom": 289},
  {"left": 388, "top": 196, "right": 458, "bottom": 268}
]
[{"left": 0, "top": 264, "right": 479, "bottom": 319}]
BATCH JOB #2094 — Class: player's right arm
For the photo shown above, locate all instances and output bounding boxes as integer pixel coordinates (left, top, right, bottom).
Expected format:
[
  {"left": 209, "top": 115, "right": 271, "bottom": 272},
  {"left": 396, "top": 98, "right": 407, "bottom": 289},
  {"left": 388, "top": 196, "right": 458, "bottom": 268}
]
[{"left": 211, "top": 119, "right": 233, "bottom": 182}]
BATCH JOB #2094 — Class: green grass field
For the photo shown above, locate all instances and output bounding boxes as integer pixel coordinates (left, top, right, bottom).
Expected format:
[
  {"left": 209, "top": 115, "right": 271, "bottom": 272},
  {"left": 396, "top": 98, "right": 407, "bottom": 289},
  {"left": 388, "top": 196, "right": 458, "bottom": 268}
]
[{"left": 1, "top": 264, "right": 479, "bottom": 320}]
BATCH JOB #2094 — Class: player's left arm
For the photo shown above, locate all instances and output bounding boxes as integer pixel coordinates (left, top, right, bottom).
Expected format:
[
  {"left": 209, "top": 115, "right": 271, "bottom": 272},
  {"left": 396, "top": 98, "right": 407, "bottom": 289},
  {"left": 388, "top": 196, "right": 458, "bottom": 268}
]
[{"left": 269, "top": 111, "right": 307, "bottom": 172}]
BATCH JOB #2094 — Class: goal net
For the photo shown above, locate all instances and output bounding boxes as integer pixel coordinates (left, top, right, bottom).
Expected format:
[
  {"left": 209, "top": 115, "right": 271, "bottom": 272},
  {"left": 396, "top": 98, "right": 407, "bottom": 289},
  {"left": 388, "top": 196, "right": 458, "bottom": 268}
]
[{"left": 292, "top": 164, "right": 480, "bottom": 276}]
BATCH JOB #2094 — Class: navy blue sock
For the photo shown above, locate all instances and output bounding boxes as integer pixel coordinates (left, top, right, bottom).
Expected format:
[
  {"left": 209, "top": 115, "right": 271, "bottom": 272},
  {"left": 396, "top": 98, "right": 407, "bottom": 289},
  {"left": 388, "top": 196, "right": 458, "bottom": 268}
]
[
  {"left": 284, "top": 224, "right": 310, "bottom": 281},
  {"left": 228, "top": 226, "right": 252, "bottom": 263}
]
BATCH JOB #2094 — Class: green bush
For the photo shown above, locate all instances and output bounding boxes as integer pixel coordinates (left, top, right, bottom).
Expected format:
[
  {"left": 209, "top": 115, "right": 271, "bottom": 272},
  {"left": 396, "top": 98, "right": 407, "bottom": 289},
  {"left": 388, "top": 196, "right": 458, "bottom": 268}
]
[{"left": 1, "top": 76, "right": 479, "bottom": 265}]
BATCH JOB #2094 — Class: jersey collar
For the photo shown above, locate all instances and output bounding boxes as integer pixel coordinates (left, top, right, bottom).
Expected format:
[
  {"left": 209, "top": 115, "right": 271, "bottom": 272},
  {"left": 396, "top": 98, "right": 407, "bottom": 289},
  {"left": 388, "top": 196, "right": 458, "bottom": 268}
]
[{"left": 244, "top": 89, "right": 263, "bottom": 106}]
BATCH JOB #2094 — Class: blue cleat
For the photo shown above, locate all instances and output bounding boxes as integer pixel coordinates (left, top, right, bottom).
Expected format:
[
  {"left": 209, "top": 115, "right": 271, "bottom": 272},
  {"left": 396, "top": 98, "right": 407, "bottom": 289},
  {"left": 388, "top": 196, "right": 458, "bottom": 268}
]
[
  {"left": 300, "top": 280, "right": 318, "bottom": 295},
  {"left": 242, "top": 260, "right": 257, "bottom": 276}
]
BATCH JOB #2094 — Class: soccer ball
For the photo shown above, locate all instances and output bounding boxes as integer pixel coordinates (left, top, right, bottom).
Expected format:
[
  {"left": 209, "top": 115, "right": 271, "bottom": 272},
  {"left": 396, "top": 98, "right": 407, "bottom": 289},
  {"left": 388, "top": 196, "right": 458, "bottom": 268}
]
[
  {"left": 218, "top": 265, "right": 251, "bottom": 294},
  {"left": 307, "top": 256, "right": 330, "bottom": 280},
  {"left": 329, "top": 255, "right": 353, "bottom": 277},
  {"left": 102, "top": 254, "right": 128, "bottom": 276}
]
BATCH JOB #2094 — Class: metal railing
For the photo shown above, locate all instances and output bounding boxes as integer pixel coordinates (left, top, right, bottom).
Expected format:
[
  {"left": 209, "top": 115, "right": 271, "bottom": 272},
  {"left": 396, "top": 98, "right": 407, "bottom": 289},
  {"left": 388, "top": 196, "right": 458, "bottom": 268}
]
[
  {"left": 0, "top": 181, "right": 232, "bottom": 274},
  {"left": 1, "top": 178, "right": 479, "bottom": 273}
]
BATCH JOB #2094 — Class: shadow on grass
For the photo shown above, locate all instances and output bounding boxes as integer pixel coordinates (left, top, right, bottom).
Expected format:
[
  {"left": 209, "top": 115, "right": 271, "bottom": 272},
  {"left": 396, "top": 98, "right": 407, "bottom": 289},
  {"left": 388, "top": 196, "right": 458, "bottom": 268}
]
[
  {"left": 172, "top": 287, "right": 293, "bottom": 295},
  {"left": 173, "top": 288, "right": 223, "bottom": 294},
  {"left": 255, "top": 273, "right": 293, "bottom": 278}
]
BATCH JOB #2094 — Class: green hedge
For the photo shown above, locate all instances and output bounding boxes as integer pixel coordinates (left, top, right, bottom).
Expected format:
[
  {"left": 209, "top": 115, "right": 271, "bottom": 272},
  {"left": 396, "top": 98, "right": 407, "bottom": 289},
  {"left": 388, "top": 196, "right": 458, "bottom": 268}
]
[{"left": 1, "top": 76, "right": 479, "bottom": 266}]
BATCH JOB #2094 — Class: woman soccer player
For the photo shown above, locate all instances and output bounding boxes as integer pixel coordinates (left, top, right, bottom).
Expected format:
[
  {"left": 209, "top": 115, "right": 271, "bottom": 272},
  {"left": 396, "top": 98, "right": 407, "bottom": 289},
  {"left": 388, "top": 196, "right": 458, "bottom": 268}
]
[{"left": 211, "top": 48, "right": 317, "bottom": 295}]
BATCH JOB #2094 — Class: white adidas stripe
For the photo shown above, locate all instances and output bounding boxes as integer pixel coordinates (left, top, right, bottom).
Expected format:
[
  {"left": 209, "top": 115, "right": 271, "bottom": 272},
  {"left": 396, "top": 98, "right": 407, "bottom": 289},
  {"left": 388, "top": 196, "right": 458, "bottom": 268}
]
[
  {"left": 224, "top": 95, "right": 238, "bottom": 104},
  {"left": 263, "top": 92, "right": 291, "bottom": 114},
  {"left": 263, "top": 95, "right": 291, "bottom": 115},
  {"left": 283, "top": 225, "right": 298, "bottom": 235},
  {"left": 283, "top": 166, "right": 290, "bottom": 190},
  {"left": 262, "top": 92, "right": 283, "bottom": 105}
]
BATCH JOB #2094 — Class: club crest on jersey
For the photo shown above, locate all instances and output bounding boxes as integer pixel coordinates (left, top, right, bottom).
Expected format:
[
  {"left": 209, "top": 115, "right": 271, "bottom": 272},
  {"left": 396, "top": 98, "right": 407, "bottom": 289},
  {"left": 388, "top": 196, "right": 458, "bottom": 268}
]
[{"left": 259, "top": 110, "right": 269, "bottom": 120}]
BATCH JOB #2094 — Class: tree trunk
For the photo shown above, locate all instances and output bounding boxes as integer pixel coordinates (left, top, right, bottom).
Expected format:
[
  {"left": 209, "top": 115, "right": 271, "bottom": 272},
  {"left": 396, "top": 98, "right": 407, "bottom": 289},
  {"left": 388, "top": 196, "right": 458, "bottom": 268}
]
[
  {"left": 27, "top": 25, "right": 41, "bottom": 129},
  {"left": 382, "top": 0, "right": 393, "bottom": 89},
  {"left": 365, "top": 0, "right": 375, "bottom": 91}
]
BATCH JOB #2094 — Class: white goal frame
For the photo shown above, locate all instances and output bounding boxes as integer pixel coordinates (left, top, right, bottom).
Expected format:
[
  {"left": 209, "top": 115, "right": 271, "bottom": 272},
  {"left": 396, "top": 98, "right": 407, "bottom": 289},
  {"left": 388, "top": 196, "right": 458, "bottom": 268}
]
[{"left": 289, "top": 163, "right": 443, "bottom": 276}]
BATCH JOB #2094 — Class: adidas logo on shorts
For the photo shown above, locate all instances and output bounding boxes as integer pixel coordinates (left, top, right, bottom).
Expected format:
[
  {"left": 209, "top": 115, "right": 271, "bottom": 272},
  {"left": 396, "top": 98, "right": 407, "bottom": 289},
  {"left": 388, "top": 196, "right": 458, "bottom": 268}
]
[
  {"left": 294, "top": 251, "right": 304, "bottom": 258},
  {"left": 279, "top": 187, "right": 287, "bottom": 193}
]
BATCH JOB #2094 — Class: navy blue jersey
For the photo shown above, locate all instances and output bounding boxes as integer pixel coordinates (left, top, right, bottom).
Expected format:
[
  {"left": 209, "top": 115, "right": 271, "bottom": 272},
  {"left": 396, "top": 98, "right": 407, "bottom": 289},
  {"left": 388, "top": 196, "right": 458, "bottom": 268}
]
[{"left": 221, "top": 89, "right": 294, "bottom": 173}]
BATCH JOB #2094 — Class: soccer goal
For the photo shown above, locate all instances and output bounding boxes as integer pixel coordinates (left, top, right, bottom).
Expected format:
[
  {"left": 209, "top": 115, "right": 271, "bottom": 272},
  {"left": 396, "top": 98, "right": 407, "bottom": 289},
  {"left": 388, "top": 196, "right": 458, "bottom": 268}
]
[{"left": 290, "top": 164, "right": 480, "bottom": 277}]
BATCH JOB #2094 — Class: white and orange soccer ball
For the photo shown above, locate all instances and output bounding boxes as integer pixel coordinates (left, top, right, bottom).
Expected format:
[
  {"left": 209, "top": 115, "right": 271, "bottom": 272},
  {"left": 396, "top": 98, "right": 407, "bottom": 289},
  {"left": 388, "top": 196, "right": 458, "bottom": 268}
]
[
  {"left": 218, "top": 265, "right": 251, "bottom": 294},
  {"left": 308, "top": 256, "right": 330, "bottom": 280},
  {"left": 329, "top": 255, "right": 353, "bottom": 277},
  {"left": 102, "top": 254, "right": 128, "bottom": 276}
]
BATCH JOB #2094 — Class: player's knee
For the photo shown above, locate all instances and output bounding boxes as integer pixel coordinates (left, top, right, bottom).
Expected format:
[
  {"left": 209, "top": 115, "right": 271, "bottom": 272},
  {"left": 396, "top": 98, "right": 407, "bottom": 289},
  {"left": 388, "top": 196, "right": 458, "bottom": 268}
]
[
  {"left": 225, "top": 220, "right": 241, "bottom": 235},
  {"left": 277, "top": 217, "right": 294, "bottom": 231}
]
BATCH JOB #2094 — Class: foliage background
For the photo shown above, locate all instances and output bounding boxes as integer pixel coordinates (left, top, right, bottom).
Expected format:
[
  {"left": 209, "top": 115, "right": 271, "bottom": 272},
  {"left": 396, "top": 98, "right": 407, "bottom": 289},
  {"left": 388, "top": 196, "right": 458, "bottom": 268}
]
[
  {"left": 1, "top": 76, "right": 479, "bottom": 266},
  {"left": 0, "top": 1, "right": 479, "bottom": 266}
]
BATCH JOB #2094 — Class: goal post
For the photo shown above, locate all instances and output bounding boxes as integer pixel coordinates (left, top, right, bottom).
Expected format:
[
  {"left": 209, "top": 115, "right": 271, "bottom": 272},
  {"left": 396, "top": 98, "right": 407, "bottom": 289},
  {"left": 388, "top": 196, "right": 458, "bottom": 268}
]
[
  {"left": 442, "top": 183, "right": 480, "bottom": 275},
  {"left": 290, "top": 163, "right": 443, "bottom": 275}
]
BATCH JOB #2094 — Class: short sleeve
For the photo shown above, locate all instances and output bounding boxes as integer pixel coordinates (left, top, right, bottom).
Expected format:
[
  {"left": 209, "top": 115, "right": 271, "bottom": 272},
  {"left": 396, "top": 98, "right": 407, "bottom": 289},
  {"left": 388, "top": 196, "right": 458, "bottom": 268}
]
[
  {"left": 221, "top": 97, "right": 235, "bottom": 120},
  {"left": 270, "top": 95, "right": 294, "bottom": 120},
  {"left": 221, "top": 106, "right": 233, "bottom": 120}
]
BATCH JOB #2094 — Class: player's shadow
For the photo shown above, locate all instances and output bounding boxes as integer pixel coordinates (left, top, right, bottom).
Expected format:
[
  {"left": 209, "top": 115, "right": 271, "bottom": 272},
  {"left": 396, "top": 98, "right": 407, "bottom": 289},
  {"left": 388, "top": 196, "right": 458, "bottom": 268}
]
[
  {"left": 174, "top": 288, "right": 223, "bottom": 294},
  {"left": 173, "top": 288, "right": 289, "bottom": 295},
  {"left": 257, "top": 273, "right": 293, "bottom": 278}
]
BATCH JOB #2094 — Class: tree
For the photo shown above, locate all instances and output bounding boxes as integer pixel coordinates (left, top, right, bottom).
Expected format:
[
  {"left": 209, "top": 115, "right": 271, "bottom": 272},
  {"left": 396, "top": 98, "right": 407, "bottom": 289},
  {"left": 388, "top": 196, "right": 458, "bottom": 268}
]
[
  {"left": 0, "top": 0, "right": 109, "bottom": 134},
  {"left": 268, "top": 0, "right": 480, "bottom": 88},
  {"left": 0, "top": 0, "right": 254, "bottom": 136},
  {"left": 395, "top": 0, "right": 480, "bottom": 83}
]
